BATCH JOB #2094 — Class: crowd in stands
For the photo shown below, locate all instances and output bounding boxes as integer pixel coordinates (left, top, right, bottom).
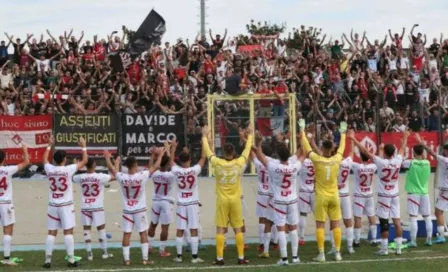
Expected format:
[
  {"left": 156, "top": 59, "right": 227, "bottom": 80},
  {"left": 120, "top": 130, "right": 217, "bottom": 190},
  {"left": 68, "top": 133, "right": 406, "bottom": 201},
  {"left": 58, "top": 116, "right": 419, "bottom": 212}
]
[{"left": 1, "top": 23, "right": 448, "bottom": 145}]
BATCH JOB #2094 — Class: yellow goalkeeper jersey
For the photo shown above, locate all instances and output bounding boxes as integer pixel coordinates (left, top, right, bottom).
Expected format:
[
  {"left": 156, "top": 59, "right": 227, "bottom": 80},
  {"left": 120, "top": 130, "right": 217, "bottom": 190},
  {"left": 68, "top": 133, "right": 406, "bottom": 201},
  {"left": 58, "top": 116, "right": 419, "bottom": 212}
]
[
  {"left": 300, "top": 131, "right": 346, "bottom": 196},
  {"left": 202, "top": 135, "right": 253, "bottom": 200}
]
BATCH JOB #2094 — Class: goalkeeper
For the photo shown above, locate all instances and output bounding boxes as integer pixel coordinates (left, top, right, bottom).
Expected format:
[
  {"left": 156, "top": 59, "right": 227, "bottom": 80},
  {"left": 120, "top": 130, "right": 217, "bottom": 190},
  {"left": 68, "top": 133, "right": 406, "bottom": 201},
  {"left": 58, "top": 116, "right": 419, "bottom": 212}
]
[{"left": 299, "top": 119, "right": 348, "bottom": 262}]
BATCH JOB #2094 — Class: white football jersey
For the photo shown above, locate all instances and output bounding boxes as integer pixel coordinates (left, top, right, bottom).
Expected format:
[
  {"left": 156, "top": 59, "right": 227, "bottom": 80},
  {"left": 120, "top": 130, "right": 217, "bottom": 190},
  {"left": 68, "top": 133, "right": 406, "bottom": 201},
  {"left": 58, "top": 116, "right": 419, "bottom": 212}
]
[
  {"left": 267, "top": 160, "right": 301, "bottom": 204},
  {"left": 254, "top": 157, "right": 279, "bottom": 196},
  {"left": 337, "top": 157, "right": 353, "bottom": 196},
  {"left": 298, "top": 158, "right": 315, "bottom": 193},
  {"left": 0, "top": 166, "right": 19, "bottom": 204},
  {"left": 151, "top": 170, "right": 176, "bottom": 203},
  {"left": 436, "top": 155, "right": 448, "bottom": 190},
  {"left": 73, "top": 173, "right": 112, "bottom": 211},
  {"left": 116, "top": 171, "right": 150, "bottom": 213},
  {"left": 352, "top": 163, "right": 377, "bottom": 197},
  {"left": 171, "top": 164, "right": 201, "bottom": 205},
  {"left": 44, "top": 163, "right": 77, "bottom": 207},
  {"left": 373, "top": 155, "right": 403, "bottom": 197}
]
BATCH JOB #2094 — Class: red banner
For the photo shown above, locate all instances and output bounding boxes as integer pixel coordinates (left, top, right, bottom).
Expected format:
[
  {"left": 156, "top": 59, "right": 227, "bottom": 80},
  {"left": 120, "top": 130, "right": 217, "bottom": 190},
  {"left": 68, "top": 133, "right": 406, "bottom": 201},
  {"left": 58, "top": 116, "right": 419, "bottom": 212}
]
[
  {"left": 238, "top": 45, "right": 263, "bottom": 54},
  {"left": 382, "top": 132, "right": 439, "bottom": 167},
  {"left": 0, "top": 115, "right": 52, "bottom": 164},
  {"left": 342, "top": 132, "right": 440, "bottom": 167}
]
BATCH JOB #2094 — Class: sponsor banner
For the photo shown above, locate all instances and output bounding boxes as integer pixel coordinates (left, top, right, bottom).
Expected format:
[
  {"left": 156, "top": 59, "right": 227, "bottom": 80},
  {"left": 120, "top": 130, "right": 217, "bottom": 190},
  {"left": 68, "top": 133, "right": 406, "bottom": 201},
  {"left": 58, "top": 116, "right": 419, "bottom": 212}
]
[
  {"left": 122, "top": 113, "right": 182, "bottom": 159},
  {"left": 0, "top": 115, "right": 52, "bottom": 164},
  {"left": 382, "top": 132, "right": 439, "bottom": 167},
  {"left": 54, "top": 115, "right": 118, "bottom": 154}
]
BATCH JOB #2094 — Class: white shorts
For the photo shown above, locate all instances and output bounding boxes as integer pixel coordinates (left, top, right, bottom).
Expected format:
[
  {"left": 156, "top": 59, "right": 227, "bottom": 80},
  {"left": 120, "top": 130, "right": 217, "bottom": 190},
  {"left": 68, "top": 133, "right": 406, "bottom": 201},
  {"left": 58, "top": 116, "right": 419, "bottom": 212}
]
[
  {"left": 256, "top": 195, "right": 270, "bottom": 218},
  {"left": 267, "top": 197, "right": 275, "bottom": 222},
  {"left": 122, "top": 211, "right": 149, "bottom": 233},
  {"left": 353, "top": 196, "right": 375, "bottom": 217},
  {"left": 273, "top": 202, "right": 299, "bottom": 227},
  {"left": 151, "top": 201, "right": 173, "bottom": 225},
  {"left": 340, "top": 195, "right": 353, "bottom": 220},
  {"left": 176, "top": 204, "right": 200, "bottom": 230},
  {"left": 0, "top": 204, "right": 15, "bottom": 226},
  {"left": 435, "top": 190, "right": 448, "bottom": 211},
  {"left": 376, "top": 196, "right": 400, "bottom": 219},
  {"left": 81, "top": 210, "right": 106, "bottom": 227},
  {"left": 298, "top": 192, "right": 314, "bottom": 214},
  {"left": 408, "top": 194, "right": 431, "bottom": 216},
  {"left": 47, "top": 205, "right": 76, "bottom": 230}
]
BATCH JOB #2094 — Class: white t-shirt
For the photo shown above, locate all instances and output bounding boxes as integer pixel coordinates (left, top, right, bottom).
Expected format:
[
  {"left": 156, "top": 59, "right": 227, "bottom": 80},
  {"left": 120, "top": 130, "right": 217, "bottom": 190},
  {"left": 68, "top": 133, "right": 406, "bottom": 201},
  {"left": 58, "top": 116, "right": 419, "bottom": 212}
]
[
  {"left": 436, "top": 155, "right": 448, "bottom": 190},
  {"left": 116, "top": 171, "right": 150, "bottom": 214},
  {"left": 373, "top": 155, "right": 403, "bottom": 197},
  {"left": 0, "top": 73, "right": 12, "bottom": 89},
  {"left": 171, "top": 164, "right": 201, "bottom": 205},
  {"left": 352, "top": 163, "right": 377, "bottom": 197},
  {"left": 337, "top": 157, "right": 353, "bottom": 196},
  {"left": 0, "top": 165, "right": 19, "bottom": 204},
  {"left": 44, "top": 163, "right": 78, "bottom": 206},
  {"left": 35, "top": 59, "right": 51, "bottom": 72},
  {"left": 400, "top": 57, "right": 410, "bottom": 69},
  {"left": 151, "top": 170, "right": 176, "bottom": 203},
  {"left": 267, "top": 160, "right": 301, "bottom": 204},
  {"left": 297, "top": 158, "right": 315, "bottom": 193},
  {"left": 418, "top": 88, "right": 430, "bottom": 103},
  {"left": 73, "top": 173, "right": 111, "bottom": 211}
]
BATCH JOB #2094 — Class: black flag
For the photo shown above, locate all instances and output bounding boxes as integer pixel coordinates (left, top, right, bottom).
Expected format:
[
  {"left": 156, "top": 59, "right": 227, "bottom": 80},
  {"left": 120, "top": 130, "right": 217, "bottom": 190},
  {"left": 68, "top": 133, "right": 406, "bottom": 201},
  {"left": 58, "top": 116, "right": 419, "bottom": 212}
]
[
  {"left": 128, "top": 9, "right": 166, "bottom": 58},
  {"left": 108, "top": 51, "right": 132, "bottom": 73}
]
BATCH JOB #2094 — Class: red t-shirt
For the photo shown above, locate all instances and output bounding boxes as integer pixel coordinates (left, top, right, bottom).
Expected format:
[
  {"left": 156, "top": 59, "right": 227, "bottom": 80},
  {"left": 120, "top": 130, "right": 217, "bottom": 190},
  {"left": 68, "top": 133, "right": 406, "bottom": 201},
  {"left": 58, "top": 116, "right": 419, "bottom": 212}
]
[
  {"left": 413, "top": 56, "right": 424, "bottom": 72},
  {"left": 257, "top": 88, "right": 272, "bottom": 107},
  {"left": 20, "top": 55, "right": 30, "bottom": 67},
  {"left": 272, "top": 84, "right": 287, "bottom": 105}
]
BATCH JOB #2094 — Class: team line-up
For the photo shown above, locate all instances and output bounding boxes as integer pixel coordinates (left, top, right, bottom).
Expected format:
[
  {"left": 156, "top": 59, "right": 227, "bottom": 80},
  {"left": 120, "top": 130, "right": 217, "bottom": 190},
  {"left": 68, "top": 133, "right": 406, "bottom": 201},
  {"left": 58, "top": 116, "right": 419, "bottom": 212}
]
[{"left": 0, "top": 120, "right": 447, "bottom": 267}]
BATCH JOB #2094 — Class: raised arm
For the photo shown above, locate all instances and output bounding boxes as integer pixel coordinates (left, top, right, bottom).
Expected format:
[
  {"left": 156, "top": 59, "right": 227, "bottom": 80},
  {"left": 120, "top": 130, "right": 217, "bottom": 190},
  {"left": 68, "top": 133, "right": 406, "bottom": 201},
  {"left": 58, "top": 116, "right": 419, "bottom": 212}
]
[
  {"left": 104, "top": 150, "right": 118, "bottom": 176},
  {"left": 43, "top": 136, "right": 54, "bottom": 165},
  {"left": 168, "top": 140, "right": 178, "bottom": 167},
  {"left": 398, "top": 130, "right": 410, "bottom": 157},
  {"left": 298, "top": 119, "right": 313, "bottom": 156},
  {"left": 239, "top": 124, "right": 254, "bottom": 161},
  {"left": 17, "top": 143, "right": 30, "bottom": 171},
  {"left": 76, "top": 136, "right": 88, "bottom": 170},
  {"left": 254, "top": 131, "right": 269, "bottom": 167},
  {"left": 336, "top": 122, "right": 347, "bottom": 156},
  {"left": 348, "top": 129, "right": 374, "bottom": 160},
  {"left": 416, "top": 133, "right": 438, "bottom": 158},
  {"left": 149, "top": 147, "right": 166, "bottom": 174},
  {"left": 201, "top": 125, "right": 215, "bottom": 159}
]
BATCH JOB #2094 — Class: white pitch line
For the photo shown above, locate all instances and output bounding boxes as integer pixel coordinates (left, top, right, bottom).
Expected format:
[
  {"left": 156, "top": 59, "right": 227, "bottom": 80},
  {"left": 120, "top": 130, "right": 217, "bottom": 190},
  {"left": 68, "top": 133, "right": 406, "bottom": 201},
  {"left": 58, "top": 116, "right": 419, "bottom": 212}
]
[{"left": 33, "top": 255, "right": 448, "bottom": 272}]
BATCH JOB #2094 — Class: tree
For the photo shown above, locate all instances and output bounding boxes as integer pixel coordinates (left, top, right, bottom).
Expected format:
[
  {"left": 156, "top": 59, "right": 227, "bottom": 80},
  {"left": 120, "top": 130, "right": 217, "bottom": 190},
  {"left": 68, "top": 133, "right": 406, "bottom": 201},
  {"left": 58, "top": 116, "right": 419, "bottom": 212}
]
[
  {"left": 285, "top": 25, "right": 325, "bottom": 50},
  {"left": 236, "top": 20, "right": 286, "bottom": 46}
]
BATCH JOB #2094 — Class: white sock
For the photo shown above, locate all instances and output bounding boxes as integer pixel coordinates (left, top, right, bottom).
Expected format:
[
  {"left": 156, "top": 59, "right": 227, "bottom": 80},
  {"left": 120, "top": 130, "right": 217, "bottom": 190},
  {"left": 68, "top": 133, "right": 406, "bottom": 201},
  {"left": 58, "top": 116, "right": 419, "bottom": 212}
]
[
  {"left": 198, "top": 225, "right": 203, "bottom": 241},
  {"left": 3, "top": 235, "right": 12, "bottom": 258},
  {"left": 64, "top": 235, "right": 75, "bottom": 263},
  {"left": 258, "top": 223, "right": 265, "bottom": 244},
  {"left": 184, "top": 229, "right": 191, "bottom": 245},
  {"left": 381, "top": 238, "right": 388, "bottom": 251},
  {"left": 278, "top": 231, "right": 287, "bottom": 259},
  {"left": 176, "top": 237, "right": 183, "bottom": 256},
  {"left": 410, "top": 217, "right": 418, "bottom": 242},
  {"left": 330, "top": 229, "right": 335, "bottom": 249},
  {"left": 148, "top": 237, "right": 154, "bottom": 249},
  {"left": 346, "top": 227, "right": 354, "bottom": 248},
  {"left": 123, "top": 246, "right": 130, "bottom": 261},
  {"left": 395, "top": 237, "right": 403, "bottom": 247},
  {"left": 263, "top": 232, "right": 271, "bottom": 254},
  {"left": 424, "top": 216, "right": 433, "bottom": 240},
  {"left": 354, "top": 228, "right": 362, "bottom": 243},
  {"left": 437, "top": 225, "right": 445, "bottom": 237},
  {"left": 45, "top": 235, "right": 55, "bottom": 263},
  {"left": 191, "top": 236, "right": 199, "bottom": 256},
  {"left": 370, "top": 224, "right": 378, "bottom": 241},
  {"left": 298, "top": 215, "right": 307, "bottom": 239},
  {"left": 159, "top": 240, "right": 166, "bottom": 253},
  {"left": 271, "top": 226, "right": 278, "bottom": 243},
  {"left": 141, "top": 243, "right": 149, "bottom": 261},
  {"left": 98, "top": 229, "right": 108, "bottom": 254},
  {"left": 289, "top": 230, "right": 299, "bottom": 258}
]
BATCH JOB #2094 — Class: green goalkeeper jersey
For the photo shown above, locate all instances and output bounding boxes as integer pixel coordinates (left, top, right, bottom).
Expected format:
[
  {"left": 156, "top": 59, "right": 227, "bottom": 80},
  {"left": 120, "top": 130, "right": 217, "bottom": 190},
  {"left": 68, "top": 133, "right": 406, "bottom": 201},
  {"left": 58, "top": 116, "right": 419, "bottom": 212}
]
[{"left": 405, "top": 159, "right": 431, "bottom": 195}]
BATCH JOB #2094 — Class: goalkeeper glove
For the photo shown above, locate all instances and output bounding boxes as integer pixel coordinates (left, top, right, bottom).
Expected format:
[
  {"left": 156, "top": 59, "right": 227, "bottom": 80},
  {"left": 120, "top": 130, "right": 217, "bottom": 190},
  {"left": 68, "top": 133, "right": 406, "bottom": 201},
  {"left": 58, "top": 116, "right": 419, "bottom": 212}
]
[
  {"left": 298, "top": 119, "right": 306, "bottom": 130},
  {"left": 339, "top": 121, "right": 347, "bottom": 133}
]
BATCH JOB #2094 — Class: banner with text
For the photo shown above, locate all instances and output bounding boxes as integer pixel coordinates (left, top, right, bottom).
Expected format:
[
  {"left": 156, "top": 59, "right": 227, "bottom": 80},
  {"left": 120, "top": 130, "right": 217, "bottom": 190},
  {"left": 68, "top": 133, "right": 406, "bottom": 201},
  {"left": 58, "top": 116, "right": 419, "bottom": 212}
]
[
  {"left": 343, "top": 132, "right": 440, "bottom": 167},
  {"left": 54, "top": 114, "right": 118, "bottom": 154},
  {"left": 122, "top": 113, "right": 182, "bottom": 159},
  {"left": 0, "top": 115, "right": 52, "bottom": 164}
]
